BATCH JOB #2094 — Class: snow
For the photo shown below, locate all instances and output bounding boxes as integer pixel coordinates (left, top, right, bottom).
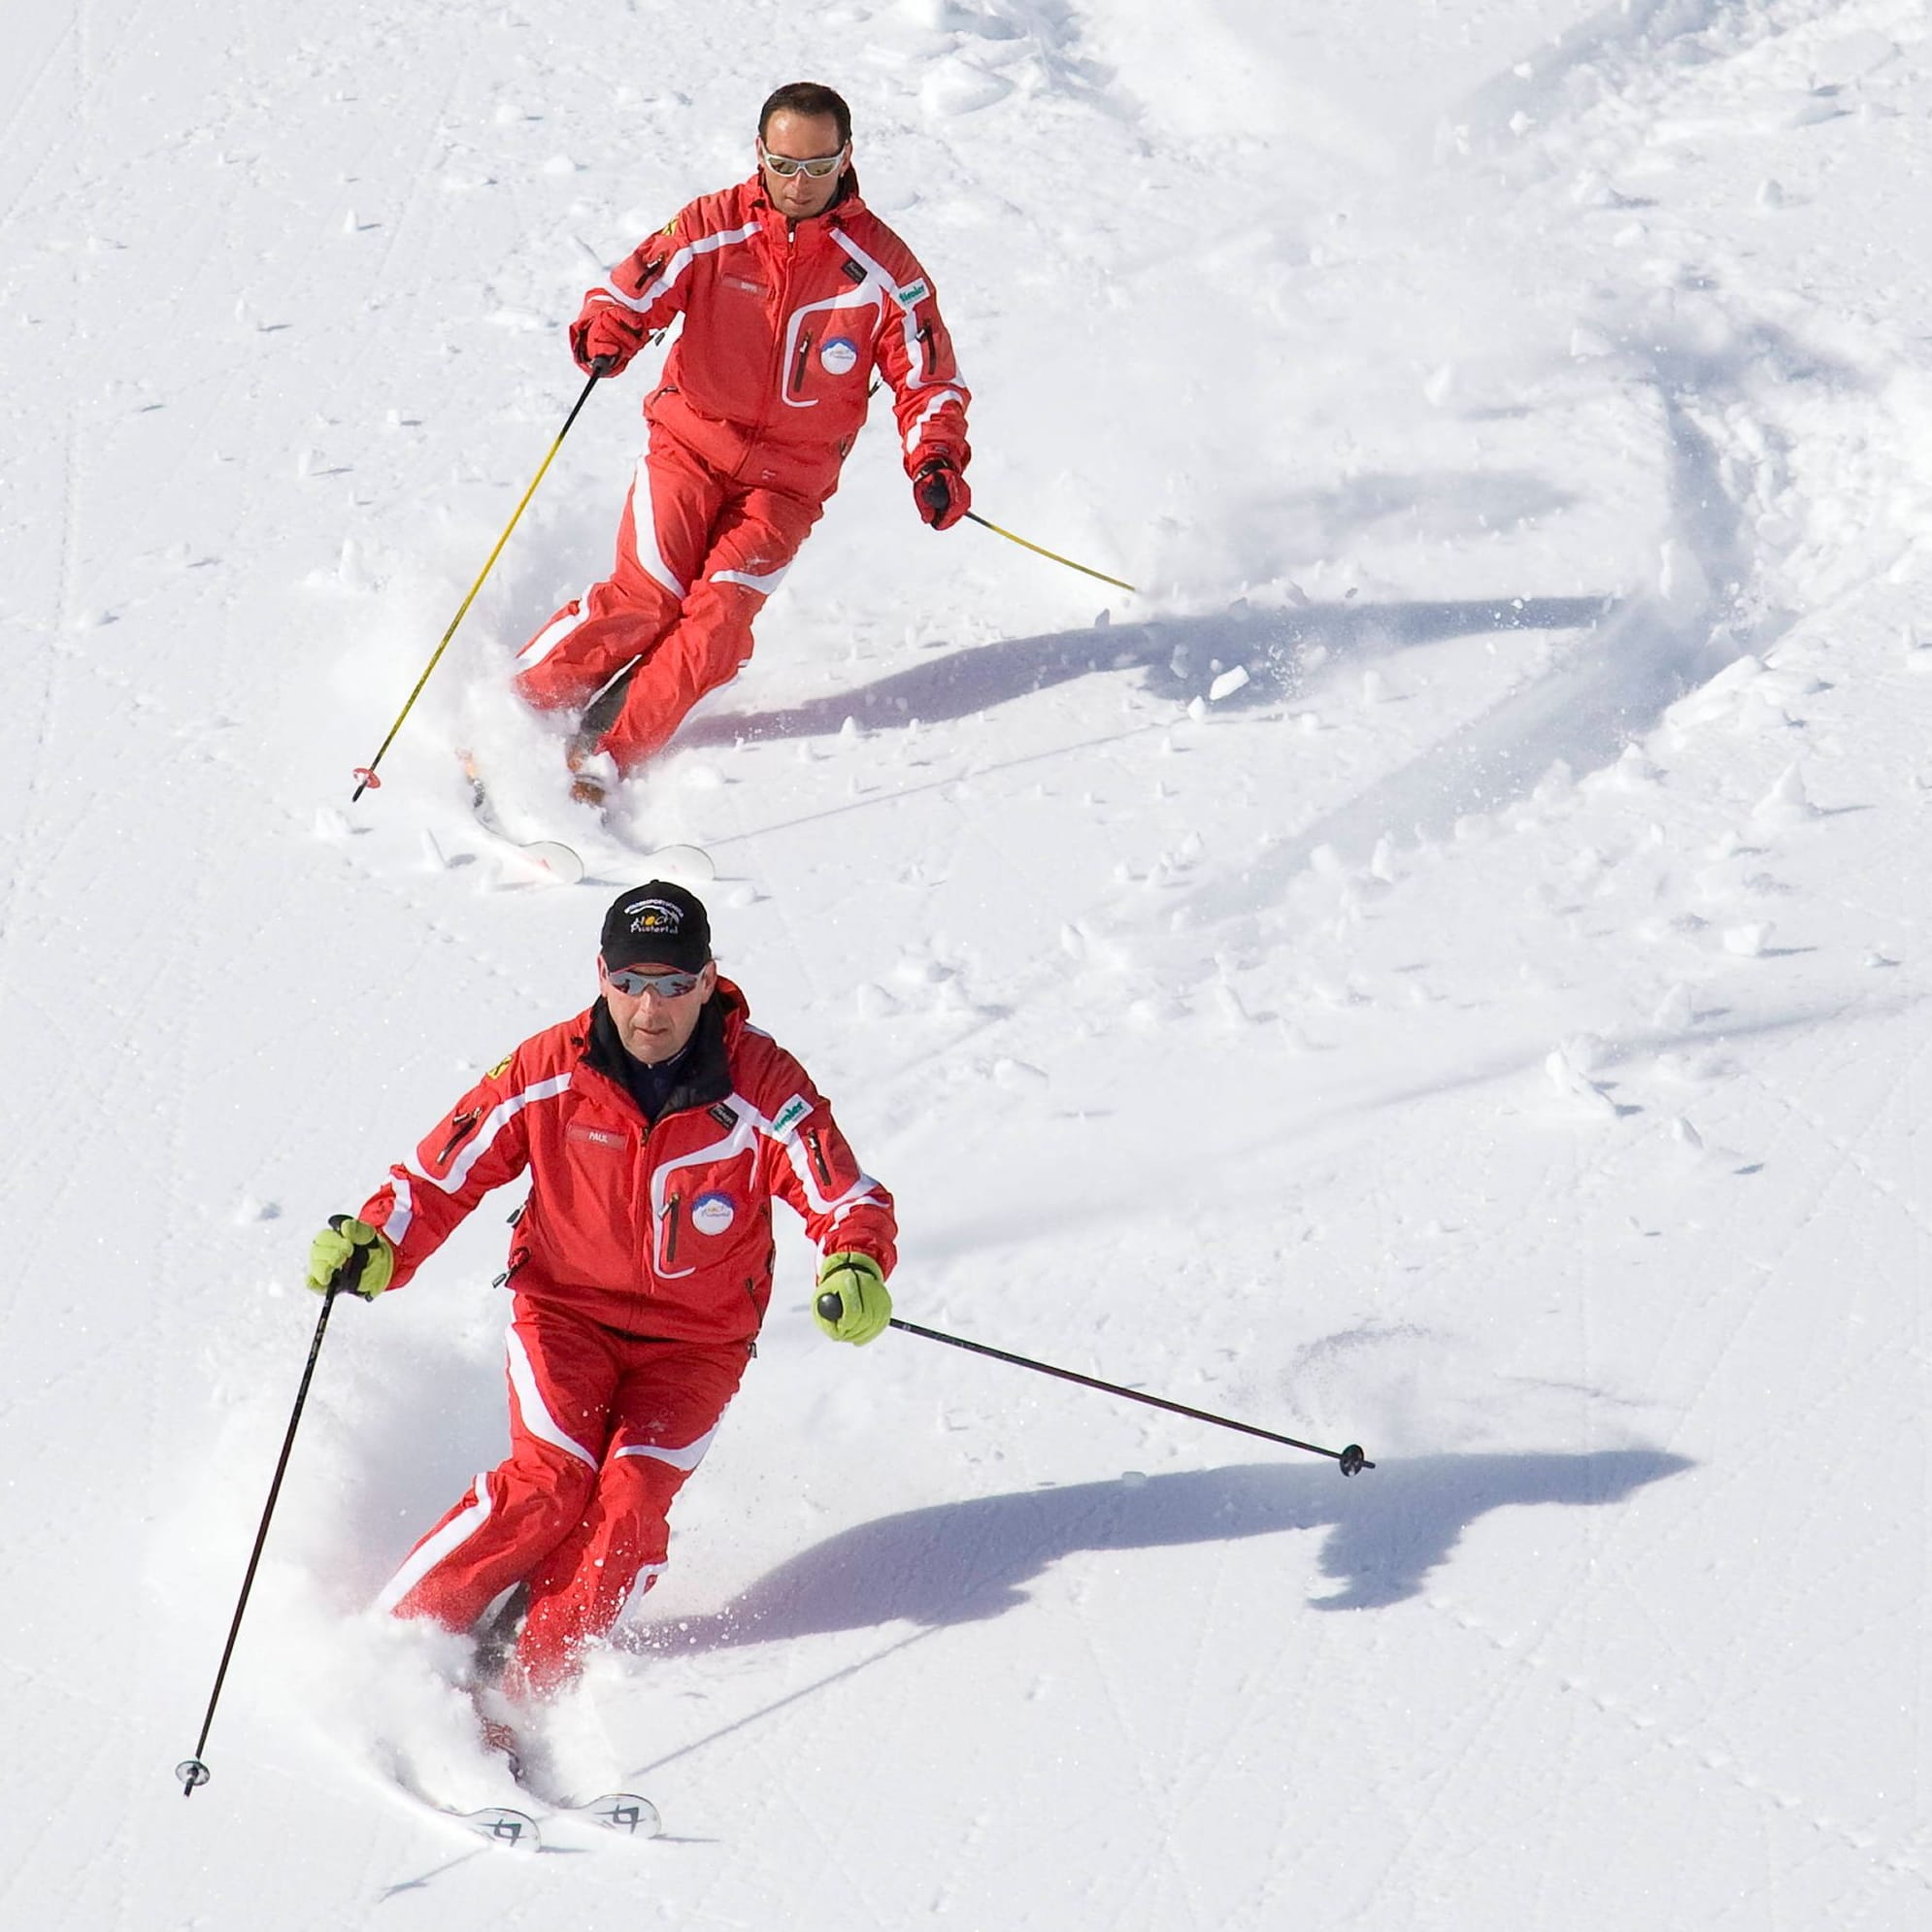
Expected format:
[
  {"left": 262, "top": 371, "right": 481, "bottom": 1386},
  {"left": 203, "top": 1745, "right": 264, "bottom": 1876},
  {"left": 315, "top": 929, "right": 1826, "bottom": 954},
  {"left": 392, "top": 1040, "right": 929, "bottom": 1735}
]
[{"left": 4, "top": 0, "right": 1932, "bottom": 1923}]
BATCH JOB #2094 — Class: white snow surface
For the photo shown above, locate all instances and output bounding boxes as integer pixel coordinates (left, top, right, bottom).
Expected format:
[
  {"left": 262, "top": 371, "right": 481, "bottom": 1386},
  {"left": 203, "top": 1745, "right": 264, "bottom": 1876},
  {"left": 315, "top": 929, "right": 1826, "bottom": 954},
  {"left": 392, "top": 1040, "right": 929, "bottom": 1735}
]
[{"left": 5, "top": 0, "right": 1932, "bottom": 1924}]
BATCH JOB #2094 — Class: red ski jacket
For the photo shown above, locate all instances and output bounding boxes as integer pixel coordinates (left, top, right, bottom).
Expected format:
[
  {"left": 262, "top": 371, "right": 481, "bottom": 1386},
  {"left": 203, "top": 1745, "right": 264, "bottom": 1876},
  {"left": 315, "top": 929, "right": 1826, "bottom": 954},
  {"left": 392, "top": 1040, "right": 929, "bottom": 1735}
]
[
  {"left": 355, "top": 981, "right": 896, "bottom": 1347},
  {"left": 578, "top": 170, "right": 971, "bottom": 503}
]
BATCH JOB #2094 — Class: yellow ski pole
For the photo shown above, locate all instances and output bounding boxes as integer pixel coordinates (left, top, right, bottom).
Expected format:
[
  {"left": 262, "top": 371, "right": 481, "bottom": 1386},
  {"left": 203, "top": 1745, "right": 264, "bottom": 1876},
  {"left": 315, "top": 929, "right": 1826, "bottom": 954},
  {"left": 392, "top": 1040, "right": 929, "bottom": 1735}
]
[
  {"left": 963, "top": 510, "right": 1138, "bottom": 595},
  {"left": 350, "top": 361, "right": 613, "bottom": 801}
]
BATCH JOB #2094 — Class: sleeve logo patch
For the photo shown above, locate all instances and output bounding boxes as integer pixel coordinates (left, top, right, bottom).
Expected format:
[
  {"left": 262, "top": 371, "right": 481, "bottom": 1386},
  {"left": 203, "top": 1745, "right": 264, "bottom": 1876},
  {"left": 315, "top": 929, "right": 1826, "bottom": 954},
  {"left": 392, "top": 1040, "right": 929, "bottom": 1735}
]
[
  {"left": 770, "top": 1094, "right": 812, "bottom": 1141},
  {"left": 896, "top": 278, "right": 930, "bottom": 307},
  {"left": 486, "top": 1053, "right": 513, "bottom": 1079}
]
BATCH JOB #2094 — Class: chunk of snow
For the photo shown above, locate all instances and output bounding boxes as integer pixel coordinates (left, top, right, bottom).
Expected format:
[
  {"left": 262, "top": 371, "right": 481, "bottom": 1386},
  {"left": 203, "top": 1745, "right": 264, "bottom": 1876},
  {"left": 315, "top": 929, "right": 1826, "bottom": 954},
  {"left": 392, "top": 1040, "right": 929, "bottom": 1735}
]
[{"left": 1751, "top": 763, "right": 1816, "bottom": 827}]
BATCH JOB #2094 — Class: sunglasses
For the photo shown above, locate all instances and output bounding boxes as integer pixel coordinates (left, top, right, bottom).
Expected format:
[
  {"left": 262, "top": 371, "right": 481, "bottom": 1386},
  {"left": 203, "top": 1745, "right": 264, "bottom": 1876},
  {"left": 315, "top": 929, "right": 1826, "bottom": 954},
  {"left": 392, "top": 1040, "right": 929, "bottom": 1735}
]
[
  {"left": 605, "top": 964, "right": 704, "bottom": 999},
  {"left": 758, "top": 140, "right": 847, "bottom": 180}
]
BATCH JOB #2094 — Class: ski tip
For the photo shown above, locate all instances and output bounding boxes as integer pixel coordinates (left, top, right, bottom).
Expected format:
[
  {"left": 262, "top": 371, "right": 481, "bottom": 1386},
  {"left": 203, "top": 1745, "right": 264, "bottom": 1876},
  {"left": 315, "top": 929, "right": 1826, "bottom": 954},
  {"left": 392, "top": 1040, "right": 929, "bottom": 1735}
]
[
  {"left": 453, "top": 1804, "right": 542, "bottom": 1850},
  {"left": 643, "top": 844, "right": 716, "bottom": 886},
  {"left": 579, "top": 1791, "right": 663, "bottom": 1838},
  {"left": 520, "top": 840, "right": 586, "bottom": 884}
]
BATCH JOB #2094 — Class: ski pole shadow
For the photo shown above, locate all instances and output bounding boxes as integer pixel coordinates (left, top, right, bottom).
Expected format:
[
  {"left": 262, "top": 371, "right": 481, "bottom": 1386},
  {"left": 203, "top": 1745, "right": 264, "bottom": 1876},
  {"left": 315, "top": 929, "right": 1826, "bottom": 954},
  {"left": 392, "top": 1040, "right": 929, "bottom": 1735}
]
[
  {"left": 672, "top": 595, "right": 1616, "bottom": 747},
  {"left": 623, "top": 1447, "right": 1690, "bottom": 1654}
]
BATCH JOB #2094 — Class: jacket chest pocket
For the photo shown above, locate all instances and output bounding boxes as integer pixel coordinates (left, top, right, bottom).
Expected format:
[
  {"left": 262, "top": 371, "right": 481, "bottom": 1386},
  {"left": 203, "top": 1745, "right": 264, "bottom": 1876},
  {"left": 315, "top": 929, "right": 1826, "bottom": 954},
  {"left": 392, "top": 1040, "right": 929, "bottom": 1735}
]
[
  {"left": 655, "top": 1148, "right": 762, "bottom": 1274},
  {"left": 786, "top": 324, "right": 869, "bottom": 404}
]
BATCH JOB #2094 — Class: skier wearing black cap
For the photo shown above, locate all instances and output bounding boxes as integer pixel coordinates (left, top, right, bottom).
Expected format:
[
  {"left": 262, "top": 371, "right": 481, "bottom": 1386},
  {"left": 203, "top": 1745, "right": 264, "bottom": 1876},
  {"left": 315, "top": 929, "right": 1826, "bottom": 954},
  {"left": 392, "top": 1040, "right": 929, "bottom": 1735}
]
[{"left": 304, "top": 881, "right": 896, "bottom": 1707}]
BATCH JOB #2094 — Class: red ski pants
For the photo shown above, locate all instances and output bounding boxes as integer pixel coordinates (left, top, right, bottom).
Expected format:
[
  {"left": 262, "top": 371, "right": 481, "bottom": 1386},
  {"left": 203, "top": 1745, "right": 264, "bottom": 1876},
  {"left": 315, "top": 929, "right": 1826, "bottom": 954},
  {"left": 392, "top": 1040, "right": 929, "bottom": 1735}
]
[
  {"left": 513, "top": 428, "right": 824, "bottom": 772},
  {"left": 376, "top": 1297, "right": 749, "bottom": 1696}
]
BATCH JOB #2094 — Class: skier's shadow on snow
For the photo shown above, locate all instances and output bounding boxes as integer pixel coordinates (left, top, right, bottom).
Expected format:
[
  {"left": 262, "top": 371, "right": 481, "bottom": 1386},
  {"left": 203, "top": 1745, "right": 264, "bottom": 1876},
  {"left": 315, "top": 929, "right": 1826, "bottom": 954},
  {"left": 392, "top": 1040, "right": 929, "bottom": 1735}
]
[
  {"left": 627, "top": 1448, "right": 1688, "bottom": 1653},
  {"left": 674, "top": 595, "right": 1614, "bottom": 746}
]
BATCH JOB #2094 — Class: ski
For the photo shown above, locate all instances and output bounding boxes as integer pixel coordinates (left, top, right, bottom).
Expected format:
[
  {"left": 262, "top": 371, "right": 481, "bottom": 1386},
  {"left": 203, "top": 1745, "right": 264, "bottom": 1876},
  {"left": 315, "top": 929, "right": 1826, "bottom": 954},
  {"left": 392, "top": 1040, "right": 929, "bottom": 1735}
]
[
  {"left": 455, "top": 749, "right": 716, "bottom": 887},
  {"left": 612, "top": 842, "right": 716, "bottom": 886},
  {"left": 549, "top": 1790, "right": 664, "bottom": 1840},
  {"left": 406, "top": 1788, "right": 660, "bottom": 1849},
  {"left": 459, "top": 749, "right": 586, "bottom": 884},
  {"left": 431, "top": 1801, "right": 544, "bottom": 1850}
]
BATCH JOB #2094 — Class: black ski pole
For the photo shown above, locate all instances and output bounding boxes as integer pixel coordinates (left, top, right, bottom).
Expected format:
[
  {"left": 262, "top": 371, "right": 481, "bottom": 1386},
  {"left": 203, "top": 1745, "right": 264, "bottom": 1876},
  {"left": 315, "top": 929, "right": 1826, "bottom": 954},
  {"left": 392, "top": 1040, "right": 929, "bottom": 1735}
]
[
  {"left": 818, "top": 1298, "right": 1373, "bottom": 1475},
  {"left": 176, "top": 1269, "right": 357, "bottom": 1796}
]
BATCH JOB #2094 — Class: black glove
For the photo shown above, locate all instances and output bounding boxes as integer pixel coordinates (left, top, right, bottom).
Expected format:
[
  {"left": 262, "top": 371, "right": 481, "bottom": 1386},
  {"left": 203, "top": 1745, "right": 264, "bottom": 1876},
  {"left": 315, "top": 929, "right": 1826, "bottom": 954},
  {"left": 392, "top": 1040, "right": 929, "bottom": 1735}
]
[{"left": 913, "top": 456, "right": 971, "bottom": 531}]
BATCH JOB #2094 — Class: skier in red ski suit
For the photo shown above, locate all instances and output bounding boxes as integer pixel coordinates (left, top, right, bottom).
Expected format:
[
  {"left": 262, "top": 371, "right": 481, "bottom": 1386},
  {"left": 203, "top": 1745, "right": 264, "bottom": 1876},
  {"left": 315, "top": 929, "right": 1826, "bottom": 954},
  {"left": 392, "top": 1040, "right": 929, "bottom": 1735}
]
[
  {"left": 305, "top": 881, "right": 897, "bottom": 1700},
  {"left": 514, "top": 81, "right": 973, "bottom": 791}
]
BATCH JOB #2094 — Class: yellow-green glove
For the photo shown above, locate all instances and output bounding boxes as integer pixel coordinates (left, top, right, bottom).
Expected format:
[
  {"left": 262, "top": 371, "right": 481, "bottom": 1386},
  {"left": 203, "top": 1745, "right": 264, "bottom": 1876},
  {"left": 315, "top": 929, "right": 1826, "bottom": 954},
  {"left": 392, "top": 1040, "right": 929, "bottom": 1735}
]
[
  {"left": 306, "top": 1216, "right": 394, "bottom": 1299},
  {"left": 814, "top": 1251, "right": 891, "bottom": 1345}
]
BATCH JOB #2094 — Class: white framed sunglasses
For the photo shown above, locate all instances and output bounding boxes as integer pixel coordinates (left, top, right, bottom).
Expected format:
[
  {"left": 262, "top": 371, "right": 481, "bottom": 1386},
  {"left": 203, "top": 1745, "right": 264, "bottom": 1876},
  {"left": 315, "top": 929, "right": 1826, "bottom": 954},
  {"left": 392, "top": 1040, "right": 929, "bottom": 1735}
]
[
  {"left": 758, "top": 139, "right": 848, "bottom": 180},
  {"left": 604, "top": 963, "right": 705, "bottom": 999}
]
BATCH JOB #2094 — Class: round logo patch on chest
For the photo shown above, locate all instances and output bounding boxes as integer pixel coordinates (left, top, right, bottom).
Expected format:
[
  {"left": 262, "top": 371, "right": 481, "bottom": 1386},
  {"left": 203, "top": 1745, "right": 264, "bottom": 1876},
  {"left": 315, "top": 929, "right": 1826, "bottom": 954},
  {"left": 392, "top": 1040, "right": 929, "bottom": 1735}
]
[
  {"left": 690, "top": 1190, "right": 737, "bottom": 1236},
  {"left": 818, "top": 336, "right": 859, "bottom": 377}
]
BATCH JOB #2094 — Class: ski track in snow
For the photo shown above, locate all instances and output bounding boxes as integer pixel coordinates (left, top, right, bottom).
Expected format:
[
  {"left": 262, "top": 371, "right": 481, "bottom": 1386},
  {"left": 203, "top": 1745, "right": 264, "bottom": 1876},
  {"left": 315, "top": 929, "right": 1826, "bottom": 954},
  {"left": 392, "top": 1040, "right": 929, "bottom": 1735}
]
[{"left": 4, "top": 0, "right": 1932, "bottom": 1925}]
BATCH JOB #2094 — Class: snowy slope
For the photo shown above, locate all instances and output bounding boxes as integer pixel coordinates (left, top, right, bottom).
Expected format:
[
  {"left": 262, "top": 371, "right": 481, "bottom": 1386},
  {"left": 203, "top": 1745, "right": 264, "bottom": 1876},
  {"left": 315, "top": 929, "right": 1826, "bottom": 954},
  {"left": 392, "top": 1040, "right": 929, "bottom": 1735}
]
[{"left": 4, "top": 0, "right": 1932, "bottom": 1925}]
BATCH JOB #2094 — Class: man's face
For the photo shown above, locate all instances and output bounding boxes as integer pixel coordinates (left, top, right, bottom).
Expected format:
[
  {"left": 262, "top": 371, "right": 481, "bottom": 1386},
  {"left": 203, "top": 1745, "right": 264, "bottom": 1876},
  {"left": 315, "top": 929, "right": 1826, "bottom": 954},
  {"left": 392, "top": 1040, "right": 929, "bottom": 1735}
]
[
  {"left": 598, "top": 955, "right": 717, "bottom": 1066},
  {"left": 758, "top": 109, "right": 849, "bottom": 221}
]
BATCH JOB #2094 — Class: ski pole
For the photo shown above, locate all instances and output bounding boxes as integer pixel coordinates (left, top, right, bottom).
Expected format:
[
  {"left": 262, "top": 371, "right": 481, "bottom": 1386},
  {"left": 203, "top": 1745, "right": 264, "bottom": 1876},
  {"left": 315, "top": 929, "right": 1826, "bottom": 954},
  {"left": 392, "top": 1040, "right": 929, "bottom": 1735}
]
[
  {"left": 964, "top": 511, "right": 1139, "bottom": 595},
  {"left": 819, "top": 1298, "right": 1372, "bottom": 1475},
  {"left": 350, "top": 359, "right": 615, "bottom": 802},
  {"left": 176, "top": 1267, "right": 359, "bottom": 1796}
]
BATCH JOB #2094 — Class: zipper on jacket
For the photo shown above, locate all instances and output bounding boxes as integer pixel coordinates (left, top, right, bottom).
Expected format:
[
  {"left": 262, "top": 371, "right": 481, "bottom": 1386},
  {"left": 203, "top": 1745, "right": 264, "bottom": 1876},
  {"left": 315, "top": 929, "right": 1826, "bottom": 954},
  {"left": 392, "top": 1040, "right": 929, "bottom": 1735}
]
[
  {"left": 437, "top": 1108, "right": 483, "bottom": 1166},
  {"left": 803, "top": 1127, "right": 834, "bottom": 1193},
  {"left": 789, "top": 328, "right": 814, "bottom": 398},
  {"left": 635, "top": 1118, "right": 657, "bottom": 1292},
  {"left": 661, "top": 1191, "right": 683, "bottom": 1269},
  {"left": 758, "top": 218, "right": 797, "bottom": 434}
]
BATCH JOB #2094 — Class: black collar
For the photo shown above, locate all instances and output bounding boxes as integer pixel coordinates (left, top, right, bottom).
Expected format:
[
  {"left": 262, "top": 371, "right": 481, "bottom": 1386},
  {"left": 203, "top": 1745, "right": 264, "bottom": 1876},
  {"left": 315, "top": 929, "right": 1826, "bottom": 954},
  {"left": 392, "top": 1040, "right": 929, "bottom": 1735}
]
[{"left": 586, "top": 995, "right": 732, "bottom": 1121}]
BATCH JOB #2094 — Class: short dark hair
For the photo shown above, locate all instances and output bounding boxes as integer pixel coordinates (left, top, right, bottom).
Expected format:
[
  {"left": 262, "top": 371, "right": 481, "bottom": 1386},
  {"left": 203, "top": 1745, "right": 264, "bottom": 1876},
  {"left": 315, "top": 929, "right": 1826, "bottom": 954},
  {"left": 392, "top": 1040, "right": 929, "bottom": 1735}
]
[{"left": 758, "top": 83, "right": 851, "bottom": 148}]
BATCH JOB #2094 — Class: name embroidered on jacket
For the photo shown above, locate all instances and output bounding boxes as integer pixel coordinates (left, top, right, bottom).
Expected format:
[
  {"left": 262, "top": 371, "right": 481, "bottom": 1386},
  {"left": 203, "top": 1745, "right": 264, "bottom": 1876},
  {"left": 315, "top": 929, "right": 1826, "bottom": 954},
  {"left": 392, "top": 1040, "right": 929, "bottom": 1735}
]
[{"left": 568, "top": 1124, "right": 627, "bottom": 1149}]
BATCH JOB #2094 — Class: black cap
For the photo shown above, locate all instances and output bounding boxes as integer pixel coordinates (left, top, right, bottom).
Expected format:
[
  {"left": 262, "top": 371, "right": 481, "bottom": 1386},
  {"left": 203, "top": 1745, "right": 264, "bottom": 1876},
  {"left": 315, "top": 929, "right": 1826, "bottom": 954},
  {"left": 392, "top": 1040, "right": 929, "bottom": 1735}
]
[{"left": 600, "top": 882, "right": 713, "bottom": 973}]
